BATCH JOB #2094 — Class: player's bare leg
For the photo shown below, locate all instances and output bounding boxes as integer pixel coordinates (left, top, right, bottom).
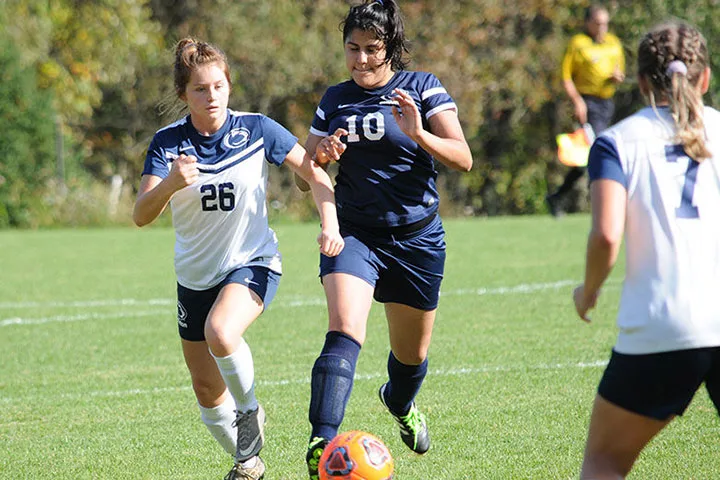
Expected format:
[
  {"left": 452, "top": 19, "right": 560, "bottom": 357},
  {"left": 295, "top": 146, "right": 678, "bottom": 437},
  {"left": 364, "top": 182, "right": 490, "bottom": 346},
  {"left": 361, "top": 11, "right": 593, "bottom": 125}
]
[
  {"left": 581, "top": 395, "right": 671, "bottom": 479},
  {"left": 379, "top": 303, "right": 436, "bottom": 454}
]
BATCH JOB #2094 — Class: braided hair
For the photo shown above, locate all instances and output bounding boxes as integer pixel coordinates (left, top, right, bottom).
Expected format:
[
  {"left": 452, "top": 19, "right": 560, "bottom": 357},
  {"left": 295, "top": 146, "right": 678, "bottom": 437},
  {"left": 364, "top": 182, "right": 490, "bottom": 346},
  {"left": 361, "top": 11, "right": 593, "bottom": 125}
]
[{"left": 638, "top": 22, "right": 710, "bottom": 160}]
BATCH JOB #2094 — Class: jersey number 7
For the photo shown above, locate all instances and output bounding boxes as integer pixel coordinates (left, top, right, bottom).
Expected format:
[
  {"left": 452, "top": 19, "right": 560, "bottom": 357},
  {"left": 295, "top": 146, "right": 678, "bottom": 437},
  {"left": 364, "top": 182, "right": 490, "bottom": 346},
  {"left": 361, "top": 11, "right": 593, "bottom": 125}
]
[{"left": 665, "top": 145, "right": 699, "bottom": 219}]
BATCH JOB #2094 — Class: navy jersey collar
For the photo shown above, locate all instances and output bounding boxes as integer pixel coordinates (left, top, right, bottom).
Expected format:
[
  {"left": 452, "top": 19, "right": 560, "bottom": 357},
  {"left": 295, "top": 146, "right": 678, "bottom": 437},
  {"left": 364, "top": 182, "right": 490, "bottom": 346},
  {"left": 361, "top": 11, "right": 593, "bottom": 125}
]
[
  {"left": 186, "top": 110, "right": 231, "bottom": 145},
  {"left": 351, "top": 70, "right": 406, "bottom": 96}
]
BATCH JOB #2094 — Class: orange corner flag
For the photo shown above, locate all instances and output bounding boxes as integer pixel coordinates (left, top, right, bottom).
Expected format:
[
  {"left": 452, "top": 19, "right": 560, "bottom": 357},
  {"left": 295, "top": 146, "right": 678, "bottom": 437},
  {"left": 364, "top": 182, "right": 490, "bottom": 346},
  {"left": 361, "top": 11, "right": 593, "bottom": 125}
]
[{"left": 556, "top": 124, "right": 595, "bottom": 167}]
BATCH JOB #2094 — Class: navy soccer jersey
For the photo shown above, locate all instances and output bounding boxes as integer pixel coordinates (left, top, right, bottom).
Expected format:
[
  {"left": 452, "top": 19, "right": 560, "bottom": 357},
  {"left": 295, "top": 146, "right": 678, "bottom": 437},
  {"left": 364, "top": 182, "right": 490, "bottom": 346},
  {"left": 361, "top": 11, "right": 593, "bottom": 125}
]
[
  {"left": 310, "top": 71, "right": 457, "bottom": 228},
  {"left": 142, "top": 110, "right": 297, "bottom": 290}
]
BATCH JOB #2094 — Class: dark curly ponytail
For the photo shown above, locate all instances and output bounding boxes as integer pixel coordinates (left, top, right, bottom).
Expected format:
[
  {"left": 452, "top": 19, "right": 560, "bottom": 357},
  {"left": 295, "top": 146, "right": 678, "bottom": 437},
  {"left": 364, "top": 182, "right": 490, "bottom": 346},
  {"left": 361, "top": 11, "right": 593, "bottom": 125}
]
[{"left": 342, "top": 0, "right": 409, "bottom": 71}]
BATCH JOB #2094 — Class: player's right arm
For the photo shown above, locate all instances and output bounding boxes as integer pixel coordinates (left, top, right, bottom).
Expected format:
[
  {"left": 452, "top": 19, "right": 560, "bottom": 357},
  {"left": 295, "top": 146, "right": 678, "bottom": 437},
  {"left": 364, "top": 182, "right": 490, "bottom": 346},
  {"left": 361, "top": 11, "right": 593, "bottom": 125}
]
[
  {"left": 133, "top": 154, "right": 199, "bottom": 227},
  {"left": 573, "top": 178, "right": 626, "bottom": 322},
  {"left": 293, "top": 133, "right": 322, "bottom": 192}
]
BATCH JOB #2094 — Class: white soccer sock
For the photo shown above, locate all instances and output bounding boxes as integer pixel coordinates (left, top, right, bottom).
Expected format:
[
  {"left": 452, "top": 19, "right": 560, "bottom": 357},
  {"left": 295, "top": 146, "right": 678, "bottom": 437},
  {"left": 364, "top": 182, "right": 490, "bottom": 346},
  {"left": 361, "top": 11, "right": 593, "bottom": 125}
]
[
  {"left": 212, "top": 338, "right": 259, "bottom": 413},
  {"left": 198, "top": 395, "right": 237, "bottom": 455}
]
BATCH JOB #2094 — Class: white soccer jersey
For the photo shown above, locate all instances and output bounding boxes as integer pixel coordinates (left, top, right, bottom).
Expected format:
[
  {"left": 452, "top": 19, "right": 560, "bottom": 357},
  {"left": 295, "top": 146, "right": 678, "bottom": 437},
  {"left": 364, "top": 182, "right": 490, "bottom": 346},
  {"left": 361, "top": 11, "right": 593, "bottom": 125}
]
[
  {"left": 143, "top": 110, "right": 298, "bottom": 290},
  {"left": 589, "top": 106, "right": 720, "bottom": 354}
]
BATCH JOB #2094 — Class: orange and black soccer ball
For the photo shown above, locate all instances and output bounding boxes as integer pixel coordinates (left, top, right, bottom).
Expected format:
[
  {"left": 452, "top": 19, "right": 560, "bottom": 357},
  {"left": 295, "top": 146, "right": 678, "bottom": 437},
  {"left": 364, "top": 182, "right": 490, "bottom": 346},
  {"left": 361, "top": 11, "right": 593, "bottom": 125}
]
[{"left": 318, "top": 431, "right": 394, "bottom": 480}]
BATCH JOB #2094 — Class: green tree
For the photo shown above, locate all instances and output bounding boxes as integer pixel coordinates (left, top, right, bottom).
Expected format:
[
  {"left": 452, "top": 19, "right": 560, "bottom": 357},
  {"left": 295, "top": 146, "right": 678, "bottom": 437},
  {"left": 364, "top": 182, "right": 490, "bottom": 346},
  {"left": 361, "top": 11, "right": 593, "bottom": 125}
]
[
  {"left": 8, "top": 0, "right": 720, "bottom": 225},
  {"left": 0, "top": 36, "right": 56, "bottom": 227},
  {"left": 137, "top": 0, "right": 352, "bottom": 218},
  {"left": 4, "top": 0, "right": 165, "bottom": 186}
]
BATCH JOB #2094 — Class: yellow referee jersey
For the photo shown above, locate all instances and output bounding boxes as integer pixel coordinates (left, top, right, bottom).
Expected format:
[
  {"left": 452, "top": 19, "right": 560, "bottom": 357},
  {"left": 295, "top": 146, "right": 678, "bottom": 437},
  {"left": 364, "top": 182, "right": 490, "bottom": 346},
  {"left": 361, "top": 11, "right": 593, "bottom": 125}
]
[{"left": 561, "top": 32, "right": 625, "bottom": 99}]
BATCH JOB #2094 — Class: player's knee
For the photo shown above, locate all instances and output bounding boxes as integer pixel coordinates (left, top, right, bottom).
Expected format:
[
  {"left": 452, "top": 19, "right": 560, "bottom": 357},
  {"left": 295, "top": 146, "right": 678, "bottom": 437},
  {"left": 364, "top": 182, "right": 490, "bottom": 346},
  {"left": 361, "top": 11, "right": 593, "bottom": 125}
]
[
  {"left": 392, "top": 347, "right": 428, "bottom": 366},
  {"left": 192, "top": 378, "right": 226, "bottom": 406},
  {"left": 327, "top": 317, "right": 366, "bottom": 345},
  {"left": 204, "top": 320, "right": 235, "bottom": 355}
]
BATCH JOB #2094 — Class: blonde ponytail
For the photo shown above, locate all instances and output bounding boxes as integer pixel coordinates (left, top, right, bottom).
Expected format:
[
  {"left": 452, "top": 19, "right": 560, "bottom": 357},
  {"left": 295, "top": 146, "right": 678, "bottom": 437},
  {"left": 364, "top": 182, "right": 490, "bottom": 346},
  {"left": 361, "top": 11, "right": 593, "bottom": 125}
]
[{"left": 638, "top": 22, "right": 710, "bottom": 161}]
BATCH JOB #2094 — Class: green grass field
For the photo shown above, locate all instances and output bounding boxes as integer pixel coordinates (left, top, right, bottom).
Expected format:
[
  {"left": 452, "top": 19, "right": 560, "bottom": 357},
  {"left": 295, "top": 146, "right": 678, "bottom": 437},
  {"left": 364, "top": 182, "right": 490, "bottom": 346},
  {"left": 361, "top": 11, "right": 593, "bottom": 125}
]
[{"left": 1, "top": 216, "right": 718, "bottom": 479}]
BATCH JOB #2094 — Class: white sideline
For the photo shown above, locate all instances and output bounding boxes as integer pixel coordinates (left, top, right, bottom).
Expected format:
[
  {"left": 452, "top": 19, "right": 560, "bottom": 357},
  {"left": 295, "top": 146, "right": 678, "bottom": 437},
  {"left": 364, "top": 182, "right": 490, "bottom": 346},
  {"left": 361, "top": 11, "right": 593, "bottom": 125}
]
[
  {"left": 0, "top": 310, "right": 169, "bottom": 326},
  {"left": 0, "top": 360, "right": 607, "bottom": 407},
  {"left": 0, "top": 279, "right": 590, "bottom": 326},
  {"left": 0, "top": 280, "right": 581, "bottom": 310}
]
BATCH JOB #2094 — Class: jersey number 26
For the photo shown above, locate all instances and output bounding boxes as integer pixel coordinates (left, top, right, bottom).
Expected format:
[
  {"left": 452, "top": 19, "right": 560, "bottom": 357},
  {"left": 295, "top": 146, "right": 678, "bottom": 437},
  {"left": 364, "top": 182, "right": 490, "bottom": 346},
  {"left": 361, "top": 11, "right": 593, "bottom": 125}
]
[{"left": 200, "top": 182, "right": 236, "bottom": 212}]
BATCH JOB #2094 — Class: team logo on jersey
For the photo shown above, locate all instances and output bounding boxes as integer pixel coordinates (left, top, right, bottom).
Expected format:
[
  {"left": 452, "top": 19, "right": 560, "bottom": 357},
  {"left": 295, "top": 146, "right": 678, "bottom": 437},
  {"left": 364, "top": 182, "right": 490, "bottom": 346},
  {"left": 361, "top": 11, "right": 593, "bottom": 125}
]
[
  {"left": 177, "top": 301, "right": 188, "bottom": 328},
  {"left": 223, "top": 128, "right": 251, "bottom": 149},
  {"left": 378, "top": 94, "right": 400, "bottom": 106}
]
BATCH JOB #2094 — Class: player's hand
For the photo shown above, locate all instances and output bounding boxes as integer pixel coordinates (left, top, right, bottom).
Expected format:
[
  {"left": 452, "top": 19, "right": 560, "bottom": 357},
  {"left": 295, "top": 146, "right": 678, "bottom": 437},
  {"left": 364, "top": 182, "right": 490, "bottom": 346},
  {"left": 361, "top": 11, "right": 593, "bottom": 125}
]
[
  {"left": 317, "top": 227, "right": 344, "bottom": 257},
  {"left": 168, "top": 154, "right": 199, "bottom": 191},
  {"left": 573, "top": 284, "right": 598, "bottom": 323},
  {"left": 316, "top": 128, "right": 348, "bottom": 166},
  {"left": 391, "top": 88, "right": 423, "bottom": 140},
  {"left": 573, "top": 98, "right": 588, "bottom": 125}
]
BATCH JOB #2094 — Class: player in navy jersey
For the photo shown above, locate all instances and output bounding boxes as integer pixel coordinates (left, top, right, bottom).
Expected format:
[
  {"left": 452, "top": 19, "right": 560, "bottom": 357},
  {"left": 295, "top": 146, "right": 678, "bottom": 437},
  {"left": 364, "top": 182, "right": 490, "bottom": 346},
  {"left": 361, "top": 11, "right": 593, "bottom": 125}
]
[
  {"left": 294, "top": 1, "right": 472, "bottom": 477},
  {"left": 133, "top": 38, "right": 343, "bottom": 480},
  {"left": 573, "top": 22, "right": 720, "bottom": 479}
]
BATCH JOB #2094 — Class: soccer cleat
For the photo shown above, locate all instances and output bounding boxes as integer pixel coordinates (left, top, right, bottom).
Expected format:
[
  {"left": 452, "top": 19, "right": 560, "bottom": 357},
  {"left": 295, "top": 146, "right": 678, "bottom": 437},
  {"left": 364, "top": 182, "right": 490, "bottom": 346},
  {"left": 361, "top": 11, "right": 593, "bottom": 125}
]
[
  {"left": 223, "top": 456, "right": 266, "bottom": 480},
  {"left": 545, "top": 194, "right": 564, "bottom": 218},
  {"left": 233, "top": 405, "right": 266, "bottom": 462},
  {"left": 306, "top": 436, "right": 329, "bottom": 480},
  {"left": 378, "top": 383, "right": 430, "bottom": 454}
]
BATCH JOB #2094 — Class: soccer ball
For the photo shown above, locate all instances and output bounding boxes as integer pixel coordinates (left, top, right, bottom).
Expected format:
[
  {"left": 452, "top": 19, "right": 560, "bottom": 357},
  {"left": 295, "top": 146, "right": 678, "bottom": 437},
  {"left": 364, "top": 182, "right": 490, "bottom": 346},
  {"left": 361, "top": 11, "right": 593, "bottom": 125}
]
[{"left": 318, "top": 430, "right": 394, "bottom": 480}]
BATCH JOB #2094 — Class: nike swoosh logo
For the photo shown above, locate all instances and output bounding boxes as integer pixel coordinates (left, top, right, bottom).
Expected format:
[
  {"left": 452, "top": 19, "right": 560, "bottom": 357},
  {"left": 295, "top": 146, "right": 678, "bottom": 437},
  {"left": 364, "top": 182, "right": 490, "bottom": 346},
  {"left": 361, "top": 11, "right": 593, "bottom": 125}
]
[
  {"left": 244, "top": 277, "right": 259, "bottom": 286},
  {"left": 237, "top": 435, "right": 262, "bottom": 458},
  {"left": 337, "top": 104, "right": 355, "bottom": 109}
]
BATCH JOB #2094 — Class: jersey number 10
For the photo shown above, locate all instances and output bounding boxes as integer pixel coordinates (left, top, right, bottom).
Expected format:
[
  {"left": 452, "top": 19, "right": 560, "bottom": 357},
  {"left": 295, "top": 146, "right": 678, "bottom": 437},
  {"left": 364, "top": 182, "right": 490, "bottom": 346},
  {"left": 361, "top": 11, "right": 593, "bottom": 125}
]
[{"left": 345, "top": 113, "right": 386, "bottom": 142}]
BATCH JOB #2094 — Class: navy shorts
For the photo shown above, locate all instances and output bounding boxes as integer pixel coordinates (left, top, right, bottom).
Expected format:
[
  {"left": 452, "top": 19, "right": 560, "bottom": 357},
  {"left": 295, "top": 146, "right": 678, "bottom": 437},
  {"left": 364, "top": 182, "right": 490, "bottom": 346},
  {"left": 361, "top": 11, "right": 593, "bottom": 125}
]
[
  {"left": 176, "top": 266, "right": 281, "bottom": 341},
  {"left": 598, "top": 347, "right": 720, "bottom": 420},
  {"left": 319, "top": 214, "right": 446, "bottom": 311}
]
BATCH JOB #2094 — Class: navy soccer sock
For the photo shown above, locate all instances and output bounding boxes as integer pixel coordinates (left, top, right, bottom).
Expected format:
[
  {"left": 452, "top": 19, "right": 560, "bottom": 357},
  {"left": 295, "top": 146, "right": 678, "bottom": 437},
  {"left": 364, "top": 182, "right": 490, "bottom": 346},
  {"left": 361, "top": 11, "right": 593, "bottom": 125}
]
[
  {"left": 308, "top": 331, "right": 361, "bottom": 441},
  {"left": 384, "top": 352, "right": 428, "bottom": 416}
]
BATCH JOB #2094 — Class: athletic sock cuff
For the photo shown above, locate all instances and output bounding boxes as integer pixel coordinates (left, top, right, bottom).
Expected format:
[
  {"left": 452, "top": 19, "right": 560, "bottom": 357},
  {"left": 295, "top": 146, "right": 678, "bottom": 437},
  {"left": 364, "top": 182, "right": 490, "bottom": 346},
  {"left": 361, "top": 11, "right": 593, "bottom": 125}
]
[
  {"left": 388, "top": 351, "right": 428, "bottom": 373},
  {"left": 321, "top": 331, "right": 361, "bottom": 360}
]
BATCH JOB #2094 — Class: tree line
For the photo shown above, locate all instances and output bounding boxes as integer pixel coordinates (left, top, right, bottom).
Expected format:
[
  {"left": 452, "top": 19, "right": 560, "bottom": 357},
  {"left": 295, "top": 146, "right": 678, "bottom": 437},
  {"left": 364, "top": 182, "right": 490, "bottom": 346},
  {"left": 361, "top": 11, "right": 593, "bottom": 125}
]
[{"left": 1, "top": 0, "right": 717, "bottom": 227}]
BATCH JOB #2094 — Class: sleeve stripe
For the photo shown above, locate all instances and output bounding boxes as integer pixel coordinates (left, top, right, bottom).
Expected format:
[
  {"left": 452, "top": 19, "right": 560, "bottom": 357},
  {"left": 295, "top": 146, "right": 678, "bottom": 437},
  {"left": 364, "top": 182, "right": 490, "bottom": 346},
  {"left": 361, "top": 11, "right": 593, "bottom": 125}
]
[
  {"left": 309, "top": 126, "right": 328, "bottom": 137},
  {"left": 315, "top": 107, "right": 326, "bottom": 121},
  {"left": 588, "top": 136, "right": 627, "bottom": 188},
  {"left": 426, "top": 103, "right": 457, "bottom": 119},
  {"left": 421, "top": 87, "right": 447, "bottom": 101}
]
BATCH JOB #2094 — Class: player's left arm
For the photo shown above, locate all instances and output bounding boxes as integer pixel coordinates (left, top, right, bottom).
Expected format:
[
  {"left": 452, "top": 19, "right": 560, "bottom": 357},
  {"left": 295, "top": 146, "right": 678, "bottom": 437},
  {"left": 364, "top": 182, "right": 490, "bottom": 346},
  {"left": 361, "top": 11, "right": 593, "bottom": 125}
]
[
  {"left": 284, "top": 143, "right": 344, "bottom": 257},
  {"left": 391, "top": 88, "right": 472, "bottom": 172},
  {"left": 574, "top": 178, "right": 626, "bottom": 321}
]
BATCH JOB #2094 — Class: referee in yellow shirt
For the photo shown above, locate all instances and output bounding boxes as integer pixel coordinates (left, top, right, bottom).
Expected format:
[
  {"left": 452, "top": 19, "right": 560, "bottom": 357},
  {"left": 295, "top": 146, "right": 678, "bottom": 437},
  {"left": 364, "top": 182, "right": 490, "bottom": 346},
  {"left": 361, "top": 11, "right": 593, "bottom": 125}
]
[{"left": 546, "top": 4, "right": 625, "bottom": 217}]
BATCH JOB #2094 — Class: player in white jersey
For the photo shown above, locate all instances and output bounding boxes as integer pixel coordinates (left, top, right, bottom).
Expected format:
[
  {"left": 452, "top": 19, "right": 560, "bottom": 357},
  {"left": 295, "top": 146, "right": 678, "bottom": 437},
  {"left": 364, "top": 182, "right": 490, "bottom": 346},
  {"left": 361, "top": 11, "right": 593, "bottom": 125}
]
[
  {"left": 573, "top": 21, "right": 720, "bottom": 479},
  {"left": 133, "top": 38, "right": 343, "bottom": 480},
  {"left": 296, "top": 1, "right": 472, "bottom": 478}
]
